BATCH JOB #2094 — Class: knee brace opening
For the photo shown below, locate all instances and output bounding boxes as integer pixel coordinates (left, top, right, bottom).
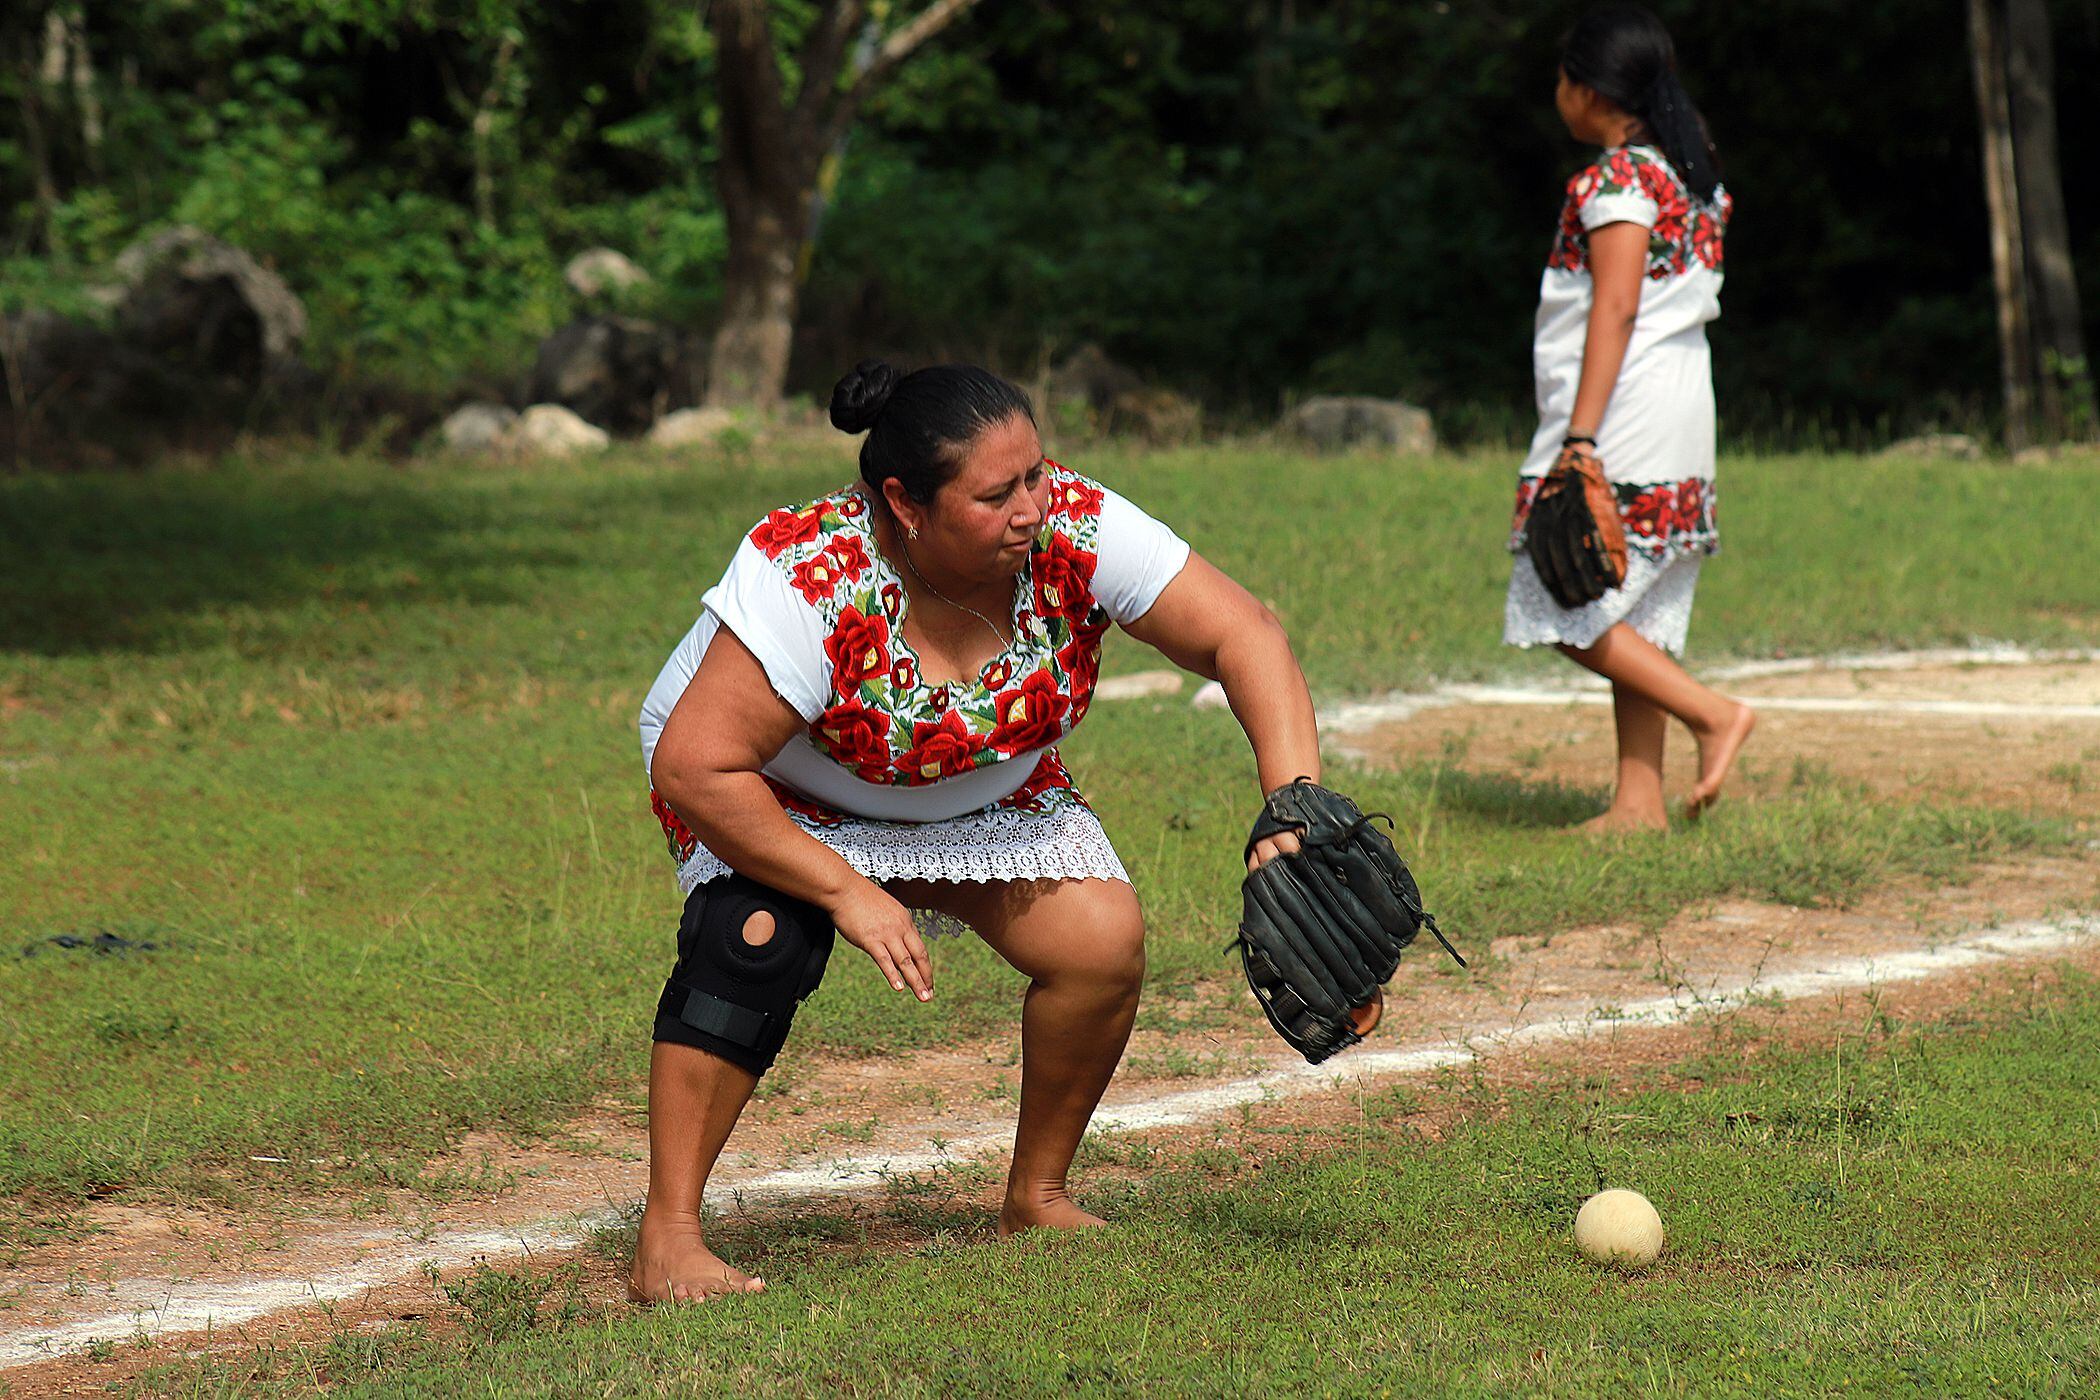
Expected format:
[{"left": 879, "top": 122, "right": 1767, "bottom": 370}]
[{"left": 659, "top": 878, "right": 837, "bottom": 1071}]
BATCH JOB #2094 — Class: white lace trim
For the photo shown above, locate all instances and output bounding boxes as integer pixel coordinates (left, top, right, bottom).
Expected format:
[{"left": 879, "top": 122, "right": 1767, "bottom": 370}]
[
  {"left": 1503, "top": 549, "right": 1704, "bottom": 655},
  {"left": 674, "top": 802, "right": 1129, "bottom": 896}
]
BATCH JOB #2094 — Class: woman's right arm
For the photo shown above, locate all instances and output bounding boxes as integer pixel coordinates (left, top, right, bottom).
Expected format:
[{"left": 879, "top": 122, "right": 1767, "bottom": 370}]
[
  {"left": 651, "top": 627, "right": 935, "bottom": 1000},
  {"left": 1565, "top": 220, "right": 1649, "bottom": 445}
]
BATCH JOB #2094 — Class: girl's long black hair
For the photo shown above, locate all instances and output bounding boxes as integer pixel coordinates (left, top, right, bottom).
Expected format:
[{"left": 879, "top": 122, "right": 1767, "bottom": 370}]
[{"left": 1561, "top": 4, "right": 1722, "bottom": 201}]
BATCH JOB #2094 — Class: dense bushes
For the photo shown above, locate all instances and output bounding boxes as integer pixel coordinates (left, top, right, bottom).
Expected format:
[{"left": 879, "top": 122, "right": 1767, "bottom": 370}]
[{"left": 2, "top": 0, "right": 2095, "bottom": 441}]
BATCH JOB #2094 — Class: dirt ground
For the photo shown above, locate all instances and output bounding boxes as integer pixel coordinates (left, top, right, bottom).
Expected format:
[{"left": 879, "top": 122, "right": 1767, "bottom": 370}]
[
  {"left": 1338, "top": 657, "right": 2100, "bottom": 823},
  {"left": 7, "top": 653, "right": 2100, "bottom": 1394}
]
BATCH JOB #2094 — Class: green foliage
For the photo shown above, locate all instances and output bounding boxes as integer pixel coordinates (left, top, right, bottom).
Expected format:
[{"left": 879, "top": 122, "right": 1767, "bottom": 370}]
[{"left": 6, "top": 0, "right": 2093, "bottom": 433}]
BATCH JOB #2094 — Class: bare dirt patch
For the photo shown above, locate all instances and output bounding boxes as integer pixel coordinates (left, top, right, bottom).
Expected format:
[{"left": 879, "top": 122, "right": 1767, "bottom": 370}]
[
  {"left": 1343, "top": 657, "right": 2100, "bottom": 822},
  {"left": 9, "top": 652, "right": 2100, "bottom": 1388},
  {"left": 13, "top": 903, "right": 2097, "bottom": 1399},
  {"left": 6, "top": 840, "right": 2095, "bottom": 1388}
]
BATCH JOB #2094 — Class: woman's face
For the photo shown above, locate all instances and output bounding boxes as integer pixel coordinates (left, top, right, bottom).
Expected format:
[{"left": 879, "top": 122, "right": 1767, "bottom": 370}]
[
  {"left": 1555, "top": 68, "right": 1605, "bottom": 143},
  {"left": 917, "top": 414, "right": 1050, "bottom": 583}
]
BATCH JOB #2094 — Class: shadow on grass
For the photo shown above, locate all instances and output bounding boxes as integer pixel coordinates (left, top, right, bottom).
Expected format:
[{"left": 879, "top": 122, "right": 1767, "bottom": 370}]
[
  {"left": 1427, "top": 766, "right": 1605, "bottom": 830},
  {"left": 0, "top": 467, "right": 582, "bottom": 656}
]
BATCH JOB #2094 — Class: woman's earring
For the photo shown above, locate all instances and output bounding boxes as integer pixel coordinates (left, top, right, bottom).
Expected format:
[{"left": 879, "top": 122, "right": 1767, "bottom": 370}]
[{"left": 907, "top": 525, "right": 919, "bottom": 541}]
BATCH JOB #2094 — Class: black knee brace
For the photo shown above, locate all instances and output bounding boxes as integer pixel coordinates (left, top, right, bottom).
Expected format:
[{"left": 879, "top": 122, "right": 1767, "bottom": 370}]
[{"left": 653, "top": 874, "right": 836, "bottom": 1077}]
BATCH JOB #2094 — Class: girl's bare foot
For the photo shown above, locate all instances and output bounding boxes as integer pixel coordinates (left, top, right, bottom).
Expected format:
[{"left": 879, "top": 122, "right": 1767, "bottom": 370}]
[
  {"left": 1580, "top": 805, "right": 1668, "bottom": 835},
  {"left": 628, "top": 1209, "right": 764, "bottom": 1304},
  {"left": 999, "top": 1185, "right": 1109, "bottom": 1237},
  {"left": 1686, "top": 701, "right": 1757, "bottom": 819}
]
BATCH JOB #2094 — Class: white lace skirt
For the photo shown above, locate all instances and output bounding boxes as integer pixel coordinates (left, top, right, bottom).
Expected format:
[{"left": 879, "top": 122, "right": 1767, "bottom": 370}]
[
  {"left": 674, "top": 801, "right": 1130, "bottom": 898},
  {"left": 1503, "top": 550, "right": 1704, "bottom": 655}
]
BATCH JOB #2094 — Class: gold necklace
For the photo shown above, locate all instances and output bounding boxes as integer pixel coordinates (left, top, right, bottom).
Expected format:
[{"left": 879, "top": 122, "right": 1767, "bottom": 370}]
[{"left": 899, "top": 539, "right": 1010, "bottom": 653}]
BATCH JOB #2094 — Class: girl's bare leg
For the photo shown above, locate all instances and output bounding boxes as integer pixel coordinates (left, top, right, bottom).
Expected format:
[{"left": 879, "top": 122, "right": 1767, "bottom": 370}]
[
  {"left": 1581, "top": 681, "right": 1668, "bottom": 831},
  {"left": 1560, "top": 623, "right": 1757, "bottom": 817},
  {"left": 630, "top": 908, "right": 785, "bottom": 1304},
  {"left": 629, "top": 1041, "right": 765, "bottom": 1302},
  {"left": 909, "top": 877, "right": 1145, "bottom": 1234}
]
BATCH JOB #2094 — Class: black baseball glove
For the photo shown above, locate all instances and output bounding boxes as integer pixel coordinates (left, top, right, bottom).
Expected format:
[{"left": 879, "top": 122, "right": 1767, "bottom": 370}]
[
  {"left": 1523, "top": 444, "right": 1630, "bottom": 608},
  {"left": 1232, "top": 779, "right": 1465, "bottom": 1064}
]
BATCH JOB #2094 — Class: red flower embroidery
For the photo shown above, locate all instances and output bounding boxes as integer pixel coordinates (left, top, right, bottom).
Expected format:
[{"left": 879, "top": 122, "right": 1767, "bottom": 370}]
[
  {"left": 895, "top": 710, "right": 987, "bottom": 782},
  {"left": 650, "top": 788, "right": 699, "bottom": 862},
  {"left": 1624, "top": 485, "right": 1676, "bottom": 539},
  {"left": 828, "top": 534, "right": 871, "bottom": 580},
  {"left": 751, "top": 506, "right": 822, "bottom": 559},
  {"left": 1604, "top": 149, "right": 1639, "bottom": 190},
  {"left": 764, "top": 776, "right": 848, "bottom": 827},
  {"left": 825, "top": 606, "right": 891, "bottom": 697},
  {"left": 1691, "top": 211, "right": 1724, "bottom": 271},
  {"left": 928, "top": 685, "right": 951, "bottom": 714},
  {"left": 1512, "top": 478, "right": 1540, "bottom": 528},
  {"left": 879, "top": 582, "right": 904, "bottom": 620},
  {"left": 811, "top": 699, "right": 893, "bottom": 781},
  {"left": 980, "top": 657, "right": 1015, "bottom": 689},
  {"left": 1049, "top": 476, "right": 1105, "bottom": 519},
  {"left": 889, "top": 656, "right": 918, "bottom": 690},
  {"left": 999, "top": 750, "right": 1077, "bottom": 812},
  {"left": 790, "top": 552, "right": 845, "bottom": 605},
  {"left": 1032, "top": 533, "right": 1098, "bottom": 623},
  {"left": 1678, "top": 479, "right": 1708, "bottom": 531},
  {"left": 1056, "top": 636, "right": 1100, "bottom": 705},
  {"left": 989, "top": 668, "right": 1071, "bottom": 754},
  {"left": 837, "top": 493, "right": 867, "bottom": 518}
]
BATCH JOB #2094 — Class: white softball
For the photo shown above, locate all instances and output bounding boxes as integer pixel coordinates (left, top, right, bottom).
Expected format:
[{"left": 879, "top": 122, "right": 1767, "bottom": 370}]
[{"left": 1573, "top": 1188, "right": 1665, "bottom": 1266}]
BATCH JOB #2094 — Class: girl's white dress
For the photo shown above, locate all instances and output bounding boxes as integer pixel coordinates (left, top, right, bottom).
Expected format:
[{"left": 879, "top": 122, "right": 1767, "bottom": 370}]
[{"left": 1504, "top": 143, "right": 1731, "bottom": 655}]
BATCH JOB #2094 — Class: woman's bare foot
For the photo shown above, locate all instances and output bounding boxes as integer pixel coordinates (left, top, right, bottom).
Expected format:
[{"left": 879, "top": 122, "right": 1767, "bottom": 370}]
[
  {"left": 999, "top": 1185, "right": 1109, "bottom": 1237},
  {"left": 1580, "top": 806, "right": 1668, "bottom": 835},
  {"left": 627, "top": 1209, "right": 764, "bottom": 1304},
  {"left": 1686, "top": 701, "right": 1758, "bottom": 819}
]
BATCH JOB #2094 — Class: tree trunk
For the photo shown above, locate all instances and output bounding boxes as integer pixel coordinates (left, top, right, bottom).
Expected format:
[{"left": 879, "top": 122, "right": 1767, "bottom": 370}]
[
  {"left": 708, "top": 194, "right": 809, "bottom": 410},
  {"left": 12, "top": 32, "right": 59, "bottom": 253},
  {"left": 1968, "top": 0, "right": 2035, "bottom": 451},
  {"left": 701, "top": 0, "right": 986, "bottom": 413},
  {"left": 2005, "top": 0, "right": 2095, "bottom": 441}
]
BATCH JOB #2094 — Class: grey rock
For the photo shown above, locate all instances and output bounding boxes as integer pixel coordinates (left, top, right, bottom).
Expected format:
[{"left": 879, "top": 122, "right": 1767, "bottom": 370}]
[
  {"left": 111, "top": 225, "right": 307, "bottom": 380},
  {"left": 564, "top": 248, "right": 652, "bottom": 300},
  {"left": 1287, "top": 396, "right": 1437, "bottom": 456},
  {"left": 528, "top": 315, "right": 703, "bottom": 437},
  {"left": 440, "top": 402, "right": 518, "bottom": 453},
  {"left": 1106, "top": 387, "right": 1201, "bottom": 445},
  {"left": 1047, "top": 343, "right": 1148, "bottom": 413},
  {"left": 1095, "top": 670, "right": 1185, "bottom": 701},
  {"left": 1880, "top": 433, "right": 1982, "bottom": 461},
  {"left": 647, "top": 406, "right": 739, "bottom": 448},
  {"left": 512, "top": 404, "right": 610, "bottom": 457}
]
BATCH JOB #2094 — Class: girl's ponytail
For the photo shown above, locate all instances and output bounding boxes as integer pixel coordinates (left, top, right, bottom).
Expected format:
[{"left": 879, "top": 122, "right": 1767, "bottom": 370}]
[
  {"left": 1639, "top": 65, "right": 1721, "bottom": 202},
  {"left": 1562, "top": 5, "right": 1723, "bottom": 201}
]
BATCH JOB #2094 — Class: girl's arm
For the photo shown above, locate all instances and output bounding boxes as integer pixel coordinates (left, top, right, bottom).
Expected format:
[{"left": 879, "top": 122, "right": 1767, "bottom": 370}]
[
  {"left": 652, "top": 628, "right": 935, "bottom": 1000},
  {"left": 1117, "top": 553, "right": 1320, "bottom": 867},
  {"left": 1565, "top": 221, "right": 1650, "bottom": 446}
]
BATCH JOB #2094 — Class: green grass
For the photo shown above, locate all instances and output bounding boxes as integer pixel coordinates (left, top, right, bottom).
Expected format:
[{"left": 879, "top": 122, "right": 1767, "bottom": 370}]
[
  {"left": 126, "top": 966, "right": 2100, "bottom": 1396},
  {"left": 0, "top": 445, "right": 2092, "bottom": 1241}
]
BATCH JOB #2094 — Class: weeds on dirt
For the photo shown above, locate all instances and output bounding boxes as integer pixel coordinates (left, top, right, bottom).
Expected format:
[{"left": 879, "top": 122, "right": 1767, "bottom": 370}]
[
  {"left": 3, "top": 446, "right": 2094, "bottom": 1244},
  {"left": 116, "top": 966, "right": 2100, "bottom": 1394}
]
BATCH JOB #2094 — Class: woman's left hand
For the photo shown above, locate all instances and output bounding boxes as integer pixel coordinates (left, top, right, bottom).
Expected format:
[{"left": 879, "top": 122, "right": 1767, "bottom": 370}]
[{"left": 1246, "top": 830, "right": 1302, "bottom": 872}]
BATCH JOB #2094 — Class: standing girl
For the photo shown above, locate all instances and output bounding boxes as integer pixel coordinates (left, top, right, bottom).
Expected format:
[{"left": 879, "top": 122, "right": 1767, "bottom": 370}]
[{"left": 1505, "top": 3, "right": 1755, "bottom": 830}]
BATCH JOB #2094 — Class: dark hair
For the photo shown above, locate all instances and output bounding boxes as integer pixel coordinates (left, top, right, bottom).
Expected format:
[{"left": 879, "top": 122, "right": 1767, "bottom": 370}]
[
  {"left": 828, "top": 360, "right": 1036, "bottom": 505},
  {"left": 1561, "top": 4, "right": 1722, "bottom": 201}
]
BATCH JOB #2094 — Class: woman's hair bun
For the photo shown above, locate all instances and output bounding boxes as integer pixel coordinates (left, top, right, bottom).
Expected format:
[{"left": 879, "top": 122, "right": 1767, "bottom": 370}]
[{"left": 828, "top": 359, "right": 902, "bottom": 434}]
